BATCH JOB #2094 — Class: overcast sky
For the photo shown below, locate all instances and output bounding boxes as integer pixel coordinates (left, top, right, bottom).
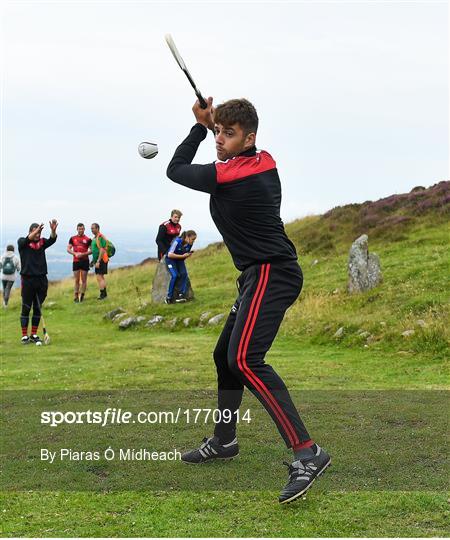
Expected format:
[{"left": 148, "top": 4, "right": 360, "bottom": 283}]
[{"left": 1, "top": 0, "right": 448, "bottom": 239}]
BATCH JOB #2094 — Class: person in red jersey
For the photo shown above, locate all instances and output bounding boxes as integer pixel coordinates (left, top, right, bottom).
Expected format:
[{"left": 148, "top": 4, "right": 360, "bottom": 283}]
[
  {"left": 155, "top": 209, "right": 182, "bottom": 261},
  {"left": 67, "top": 223, "right": 92, "bottom": 303}
]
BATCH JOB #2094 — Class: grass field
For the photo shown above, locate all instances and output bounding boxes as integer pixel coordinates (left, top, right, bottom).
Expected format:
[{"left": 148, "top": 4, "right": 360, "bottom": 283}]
[{"left": 0, "top": 184, "right": 449, "bottom": 537}]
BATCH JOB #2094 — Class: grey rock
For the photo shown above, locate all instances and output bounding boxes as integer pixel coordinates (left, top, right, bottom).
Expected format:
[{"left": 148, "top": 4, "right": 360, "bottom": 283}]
[
  {"left": 358, "top": 331, "right": 371, "bottom": 339},
  {"left": 146, "top": 315, "right": 164, "bottom": 327},
  {"left": 183, "top": 318, "right": 192, "bottom": 327},
  {"left": 151, "top": 259, "right": 194, "bottom": 304},
  {"left": 348, "top": 234, "right": 382, "bottom": 293},
  {"left": 311, "top": 259, "right": 319, "bottom": 266},
  {"left": 416, "top": 319, "right": 427, "bottom": 328},
  {"left": 199, "top": 312, "right": 212, "bottom": 324},
  {"left": 333, "top": 327, "right": 345, "bottom": 338},
  {"left": 208, "top": 313, "right": 225, "bottom": 326},
  {"left": 169, "top": 317, "right": 178, "bottom": 328},
  {"left": 47, "top": 301, "right": 57, "bottom": 307},
  {"left": 112, "top": 312, "right": 128, "bottom": 322},
  {"left": 136, "top": 316, "right": 146, "bottom": 323},
  {"left": 401, "top": 329, "right": 415, "bottom": 337},
  {"left": 104, "top": 307, "right": 126, "bottom": 320},
  {"left": 119, "top": 317, "right": 138, "bottom": 329}
]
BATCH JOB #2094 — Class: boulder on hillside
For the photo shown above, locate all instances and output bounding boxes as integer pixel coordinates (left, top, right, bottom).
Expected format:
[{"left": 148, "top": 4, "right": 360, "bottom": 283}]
[
  {"left": 348, "top": 235, "right": 382, "bottom": 293},
  {"left": 146, "top": 315, "right": 164, "bottom": 327},
  {"left": 208, "top": 313, "right": 225, "bottom": 326},
  {"left": 104, "top": 307, "right": 126, "bottom": 320},
  {"left": 199, "top": 312, "right": 212, "bottom": 326},
  {"left": 151, "top": 259, "right": 194, "bottom": 304},
  {"left": 112, "top": 312, "right": 128, "bottom": 322},
  {"left": 118, "top": 316, "right": 146, "bottom": 330}
]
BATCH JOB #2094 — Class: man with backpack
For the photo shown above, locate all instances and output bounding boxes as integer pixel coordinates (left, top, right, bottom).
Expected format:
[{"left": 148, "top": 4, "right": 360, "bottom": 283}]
[
  {"left": 90, "top": 223, "right": 115, "bottom": 300},
  {"left": 0, "top": 244, "right": 21, "bottom": 307}
]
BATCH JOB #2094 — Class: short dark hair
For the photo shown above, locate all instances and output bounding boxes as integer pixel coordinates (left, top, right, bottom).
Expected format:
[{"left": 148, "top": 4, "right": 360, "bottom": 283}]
[
  {"left": 77, "top": 223, "right": 84, "bottom": 228},
  {"left": 6, "top": 244, "right": 14, "bottom": 252},
  {"left": 91, "top": 223, "right": 100, "bottom": 230},
  {"left": 29, "top": 223, "right": 39, "bottom": 232},
  {"left": 214, "top": 99, "right": 259, "bottom": 135}
]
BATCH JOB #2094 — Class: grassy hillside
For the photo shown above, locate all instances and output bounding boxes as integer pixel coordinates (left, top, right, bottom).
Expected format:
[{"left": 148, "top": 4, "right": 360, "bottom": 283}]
[{"left": 0, "top": 181, "right": 448, "bottom": 537}]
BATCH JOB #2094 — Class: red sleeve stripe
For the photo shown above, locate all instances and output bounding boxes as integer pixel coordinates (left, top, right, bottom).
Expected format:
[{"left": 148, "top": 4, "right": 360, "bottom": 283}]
[{"left": 215, "top": 151, "right": 276, "bottom": 184}]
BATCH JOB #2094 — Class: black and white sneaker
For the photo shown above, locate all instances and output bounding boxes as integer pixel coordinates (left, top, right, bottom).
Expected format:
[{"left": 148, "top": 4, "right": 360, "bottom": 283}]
[
  {"left": 279, "top": 445, "right": 331, "bottom": 504},
  {"left": 21, "top": 336, "right": 30, "bottom": 345},
  {"left": 181, "top": 436, "right": 239, "bottom": 464},
  {"left": 30, "top": 334, "right": 43, "bottom": 346},
  {"left": 175, "top": 293, "right": 187, "bottom": 303},
  {"left": 164, "top": 296, "right": 174, "bottom": 304}
]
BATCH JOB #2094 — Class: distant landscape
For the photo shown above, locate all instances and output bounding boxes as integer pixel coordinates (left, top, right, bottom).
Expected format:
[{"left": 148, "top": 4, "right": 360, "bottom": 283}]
[{"left": 0, "top": 228, "right": 221, "bottom": 282}]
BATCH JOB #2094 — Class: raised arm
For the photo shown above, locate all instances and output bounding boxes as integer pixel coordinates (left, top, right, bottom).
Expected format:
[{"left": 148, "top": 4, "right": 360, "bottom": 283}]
[{"left": 166, "top": 98, "right": 217, "bottom": 195}]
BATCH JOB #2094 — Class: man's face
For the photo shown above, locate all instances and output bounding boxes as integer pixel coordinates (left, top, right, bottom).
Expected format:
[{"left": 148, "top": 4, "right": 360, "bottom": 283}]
[
  {"left": 214, "top": 123, "right": 255, "bottom": 161},
  {"left": 77, "top": 225, "right": 85, "bottom": 236},
  {"left": 171, "top": 213, "right": 181, "bottom": 224},
  {"left": 91, "top": 224, "right": 98, "bottom": 236}
]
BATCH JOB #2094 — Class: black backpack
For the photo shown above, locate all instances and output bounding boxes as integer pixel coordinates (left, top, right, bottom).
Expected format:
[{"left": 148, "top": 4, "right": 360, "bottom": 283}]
[{"left": 2, "top": 256, "right": 15, "bottom": 275}]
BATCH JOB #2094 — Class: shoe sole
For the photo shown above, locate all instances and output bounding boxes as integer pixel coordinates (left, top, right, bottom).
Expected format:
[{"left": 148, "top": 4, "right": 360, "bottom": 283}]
[
  {"left": 279, "top": 459, "right": 331, "bottom": 505},
  {"left": 181, "top": 453, "right": 239, "bottom": 465}
]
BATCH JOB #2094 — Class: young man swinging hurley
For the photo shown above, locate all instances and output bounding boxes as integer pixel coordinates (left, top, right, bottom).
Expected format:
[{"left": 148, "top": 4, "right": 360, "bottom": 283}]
[{"left": 166, "top": 98, "right": 331, "bottom": 504}]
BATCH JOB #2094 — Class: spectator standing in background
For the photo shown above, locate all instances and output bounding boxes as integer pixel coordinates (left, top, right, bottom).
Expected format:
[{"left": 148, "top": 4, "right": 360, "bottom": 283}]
[
  {"left": 0, "top": 244, "right": 21, "bottom": 307},
  {"left": 156, "top": 209, "right": 182, "bottom": 261},
  {"left": 67, "top": 223, "right": 92, "bottom": 303}
]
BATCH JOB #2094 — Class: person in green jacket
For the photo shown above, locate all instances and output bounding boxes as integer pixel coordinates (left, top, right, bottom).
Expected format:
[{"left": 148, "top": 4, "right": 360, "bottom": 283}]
[{"left": 90, "top": 223, "right": 109, "bottom": 300}]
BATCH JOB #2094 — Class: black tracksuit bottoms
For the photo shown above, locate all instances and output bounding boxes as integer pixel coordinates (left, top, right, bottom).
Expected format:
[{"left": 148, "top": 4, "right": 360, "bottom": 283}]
[
  {"left": 20, "top": 275, "right": 48, "bottom": 329},
  {"left": 213, "top": 261, "right": 312, "bottom": 449}
]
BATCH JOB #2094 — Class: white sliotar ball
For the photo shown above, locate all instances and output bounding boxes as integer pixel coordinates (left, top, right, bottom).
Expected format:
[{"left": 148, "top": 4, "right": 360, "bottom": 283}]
[{"left": 138, "top": 142, "right": 158, "bottom": 159}]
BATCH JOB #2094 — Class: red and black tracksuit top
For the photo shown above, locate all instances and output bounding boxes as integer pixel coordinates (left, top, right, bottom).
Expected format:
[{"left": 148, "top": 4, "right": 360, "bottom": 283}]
[
  {"left": 156, "top": 220, "right": 182, "bottom": 260},
  {"left": 18, "top": 236, "right": 57, "bottom": 277},
  {"left": 166, "top": 123, "right": 298, "bottom": 271}
]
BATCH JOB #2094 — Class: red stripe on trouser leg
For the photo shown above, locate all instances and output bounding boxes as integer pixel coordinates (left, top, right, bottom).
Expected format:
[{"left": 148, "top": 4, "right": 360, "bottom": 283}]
[
  {"left": 293, "top": 439, "right": 314, "bottom": 451},
  {"left": 236, "top": 264, "right": 296, "bottom": 446},
  {"left": 240, "top": 263, "right": 300, "bottom": 446},
  {"left": 236, "top": 264, "right": 298, "bottom": 447},
  {"left": 241, "top": 264, "right": 300, "bottom": 446}
]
